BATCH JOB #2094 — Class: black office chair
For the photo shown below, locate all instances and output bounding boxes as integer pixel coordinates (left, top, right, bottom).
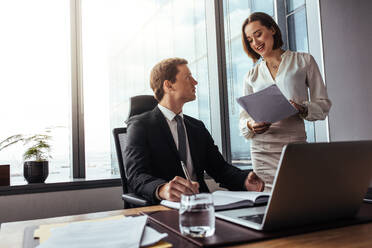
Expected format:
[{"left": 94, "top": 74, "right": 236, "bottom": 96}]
[
  {"left": 125, "top": 95, "right": 158, "bottom": 124},
  {"left": 113, "top": 95, "right": 158, "bottom": 209}
]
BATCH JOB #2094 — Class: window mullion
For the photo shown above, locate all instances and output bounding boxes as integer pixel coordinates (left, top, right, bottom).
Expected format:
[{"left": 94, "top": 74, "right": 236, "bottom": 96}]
[
  {"left": 70, "top": 0, "right": 85, "bottom": 178},
  {"left": 275, "top": 0, "right": 288, "bottom": 50},
  {"left": 205, "top": 0, "right": 231, "bottom": 161}
]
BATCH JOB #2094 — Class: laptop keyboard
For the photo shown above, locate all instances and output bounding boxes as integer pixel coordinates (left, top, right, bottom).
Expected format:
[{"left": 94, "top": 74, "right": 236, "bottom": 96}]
[{"left": 239, "top": 214, "right": 264, "bottom": 224}]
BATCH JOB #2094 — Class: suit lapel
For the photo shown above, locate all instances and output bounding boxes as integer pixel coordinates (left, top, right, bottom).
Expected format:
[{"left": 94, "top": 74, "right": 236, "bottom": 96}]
[{"left": 153, "top": 107, "right": 179, "bottom": 157}]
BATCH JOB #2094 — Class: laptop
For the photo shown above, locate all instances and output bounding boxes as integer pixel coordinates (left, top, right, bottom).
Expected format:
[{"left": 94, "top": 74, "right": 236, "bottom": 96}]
[{"left": 216, "top": 141, "right": 372, "bottom": 231}]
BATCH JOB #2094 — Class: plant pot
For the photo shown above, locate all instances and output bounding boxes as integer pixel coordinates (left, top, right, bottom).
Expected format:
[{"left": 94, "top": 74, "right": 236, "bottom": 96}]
[
  {"left": 24, "top": 161, "right": 49, "bottom": 183},
  {"left": 0, "top": 164, "right": 10, "bottom": 186}
]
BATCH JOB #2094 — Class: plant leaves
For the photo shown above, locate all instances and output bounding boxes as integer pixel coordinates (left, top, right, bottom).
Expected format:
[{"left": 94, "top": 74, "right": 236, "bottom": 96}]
[{"left": 0, "top": 134, "right": 25, "bottom": 151}]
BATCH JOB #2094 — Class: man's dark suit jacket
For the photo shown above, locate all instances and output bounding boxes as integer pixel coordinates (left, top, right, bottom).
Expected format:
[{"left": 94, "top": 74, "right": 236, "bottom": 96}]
[{"left": 124, "top": 106, "right": 249, "bottom": 204}]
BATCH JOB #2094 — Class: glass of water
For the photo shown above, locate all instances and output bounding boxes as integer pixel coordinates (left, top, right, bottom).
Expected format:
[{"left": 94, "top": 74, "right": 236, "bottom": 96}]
[{"left": 179, "top": 193, "right": 215, "bottom": 237}]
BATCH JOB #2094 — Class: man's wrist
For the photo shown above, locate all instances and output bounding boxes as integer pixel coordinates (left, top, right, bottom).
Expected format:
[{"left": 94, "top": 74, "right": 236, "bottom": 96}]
[{"left": 155, "top": 183, "right": 166, "bottom": 200}]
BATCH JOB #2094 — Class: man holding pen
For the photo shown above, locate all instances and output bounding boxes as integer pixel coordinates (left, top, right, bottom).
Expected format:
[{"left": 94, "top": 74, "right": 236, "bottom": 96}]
[{"left": 124, "top": 58, "right": 265, "bottom": 204}]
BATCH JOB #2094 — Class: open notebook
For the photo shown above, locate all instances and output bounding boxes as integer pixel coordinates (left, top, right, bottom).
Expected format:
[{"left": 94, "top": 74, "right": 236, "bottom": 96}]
[{"left": 161, "top": 191, "right": 270, "bottom": 211}]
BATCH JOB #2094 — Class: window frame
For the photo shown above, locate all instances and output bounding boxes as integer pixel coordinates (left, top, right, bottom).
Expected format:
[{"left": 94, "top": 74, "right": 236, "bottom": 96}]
[
  {"left": 70, "top": 0, "right": 86, "bottom": 178},
  {"left": 305, "top": 0, "right": 329, "bottom": 142}
]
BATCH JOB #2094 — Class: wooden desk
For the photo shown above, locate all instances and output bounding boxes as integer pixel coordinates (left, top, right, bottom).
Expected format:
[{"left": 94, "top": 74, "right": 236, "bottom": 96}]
[{"left": 1, "top": 205, "right": 372, "bottom": 248}]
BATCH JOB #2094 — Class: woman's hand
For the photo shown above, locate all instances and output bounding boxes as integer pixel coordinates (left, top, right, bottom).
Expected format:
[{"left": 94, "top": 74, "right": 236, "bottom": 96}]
[
  {"left": 290, "top": 100, "right": 308, "bottom": 117},
  {"left": 247, "top": 120, "right": 271, "bottom": 134}
]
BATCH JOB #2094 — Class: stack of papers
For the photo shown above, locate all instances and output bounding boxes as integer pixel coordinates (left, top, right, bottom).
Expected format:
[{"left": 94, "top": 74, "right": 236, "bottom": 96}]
[{"left": 36, "top": 216, "right": 168, "bottom": 248}]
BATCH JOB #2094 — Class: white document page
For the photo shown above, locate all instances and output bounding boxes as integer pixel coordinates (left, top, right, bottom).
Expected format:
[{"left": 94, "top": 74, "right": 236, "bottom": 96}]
[
  {"left": 36, "top": 216, "right": 167, "bottom": 248},
  {"left": 236, "top": 84, "right": 298, "bottom": 123}
]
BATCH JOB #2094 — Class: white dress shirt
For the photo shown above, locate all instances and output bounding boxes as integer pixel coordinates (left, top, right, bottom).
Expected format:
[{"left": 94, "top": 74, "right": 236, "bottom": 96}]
[
  {"left": 239, "top": 50, "right": 332, "bottom": 140},
  {"left": 157, "top": 104, "right": 196, "bottom": 181}
]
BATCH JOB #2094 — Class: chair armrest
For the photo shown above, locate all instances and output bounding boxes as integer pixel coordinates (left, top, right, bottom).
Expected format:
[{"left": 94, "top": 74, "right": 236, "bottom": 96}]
[{"left": 122, "top": 193, "right": 150, "bottom": 206}]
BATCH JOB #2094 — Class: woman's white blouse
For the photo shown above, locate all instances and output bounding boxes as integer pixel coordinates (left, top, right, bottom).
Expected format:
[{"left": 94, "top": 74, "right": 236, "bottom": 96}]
[{"left": 239, "top": 50, "right": 332, "bottom": 139}]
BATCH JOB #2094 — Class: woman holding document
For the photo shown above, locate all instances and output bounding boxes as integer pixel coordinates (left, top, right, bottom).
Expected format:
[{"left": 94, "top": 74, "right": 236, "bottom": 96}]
[{"left": 239, "top": 12, "right": 331, "bottom": 192}]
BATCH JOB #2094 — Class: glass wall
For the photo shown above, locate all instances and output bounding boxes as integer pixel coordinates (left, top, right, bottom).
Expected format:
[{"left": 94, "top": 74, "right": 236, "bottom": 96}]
[
  {"left": 286, "top": 0, "right": 315, "bottom": 142},
  {"left": 0, "top": 0, "right": 72, "bottom": 183},
  {"left": 81, "top": 0, "right": 210, "bottom": 178},
  {"left": 0, "top": 0, "right": 322, "bottom": 183},
  {"left": 223, "top": 0, "right": 275, "bottom": 167}
]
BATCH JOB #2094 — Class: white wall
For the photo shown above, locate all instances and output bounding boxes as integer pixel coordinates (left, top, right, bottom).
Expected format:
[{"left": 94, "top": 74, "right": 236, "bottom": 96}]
[
  {"left": 0, "top": 187, "right": 123, "bottom": 223},
  {"left": 320, "top": 0, "right": 372, "bottom": 141}
]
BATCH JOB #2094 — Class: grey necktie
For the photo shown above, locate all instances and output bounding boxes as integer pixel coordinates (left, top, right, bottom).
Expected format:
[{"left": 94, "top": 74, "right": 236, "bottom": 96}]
[{"left": 174, "top": 115, "right": 187, "bottom": 165}]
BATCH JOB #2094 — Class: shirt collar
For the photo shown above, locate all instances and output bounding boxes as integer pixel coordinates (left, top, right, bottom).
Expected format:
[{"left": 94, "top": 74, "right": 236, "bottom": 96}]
[
  {"left": 158, "top": 104, "right": 184, "bottom": 121},
  {"left": 262, "top": 49, "right": 289, "bottom": 61}
]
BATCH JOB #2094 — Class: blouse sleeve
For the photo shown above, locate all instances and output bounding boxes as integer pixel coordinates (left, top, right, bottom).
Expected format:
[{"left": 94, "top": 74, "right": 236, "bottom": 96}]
[
  {"left": 302, "top": 54, "right": 332, "bottom": 121},
  {"left": 239, "top": 72, "right": 255, "bottom": 139}
]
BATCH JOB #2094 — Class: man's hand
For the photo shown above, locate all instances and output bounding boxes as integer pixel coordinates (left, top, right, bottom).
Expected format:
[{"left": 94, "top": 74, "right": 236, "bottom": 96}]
[
  {"left": 245, "top": 171, "right": 265, "bottom": 192},
  {"left": 247, "top": 120, "right": 271, "bottom": 134},
  {"left": 159, "top": 176, "right": 199, "bottom": 202}
]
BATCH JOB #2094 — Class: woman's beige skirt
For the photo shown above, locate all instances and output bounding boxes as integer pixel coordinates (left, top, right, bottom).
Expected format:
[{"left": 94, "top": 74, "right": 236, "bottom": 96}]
[
  {"left": 250, "top": 116, "right": 307, "bottom": 192},
  {"left": 251, "top": 140, "right": 284, "bottom": 192}
]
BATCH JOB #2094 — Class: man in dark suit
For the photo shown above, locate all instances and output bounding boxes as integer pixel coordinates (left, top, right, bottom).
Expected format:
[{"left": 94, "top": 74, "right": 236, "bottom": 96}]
[{"left": 124, "top": 58, "right": 264, "bottom": 204}]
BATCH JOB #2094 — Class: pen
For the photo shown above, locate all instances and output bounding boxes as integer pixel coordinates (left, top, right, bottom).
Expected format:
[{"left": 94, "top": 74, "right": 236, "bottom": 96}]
[{"left": 181, "top": 161, "right": 191, "bottom": 181}]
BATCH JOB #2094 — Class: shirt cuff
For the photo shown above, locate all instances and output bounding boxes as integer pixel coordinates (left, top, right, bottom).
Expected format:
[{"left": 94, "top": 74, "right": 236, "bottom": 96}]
[
  {"left": 302, "top": 101, "right": 327, "bottom": 121},
  {"left": 155, "top": 183, "right": 167, "bottom": 200},
  {"left": 240, "top": 119, "right": 254, "bottom": 139}
]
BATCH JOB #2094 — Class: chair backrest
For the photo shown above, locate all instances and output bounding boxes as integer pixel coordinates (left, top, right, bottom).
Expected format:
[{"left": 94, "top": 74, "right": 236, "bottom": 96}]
[
  {"left": 125, "top": 95, "right": 158, "bottom": 123},
  {"left": 114, "top": 95, "right": 158, "bottom": 194},
  {"left": 112, "top": 127, "right": 128, "bottom": 193}
]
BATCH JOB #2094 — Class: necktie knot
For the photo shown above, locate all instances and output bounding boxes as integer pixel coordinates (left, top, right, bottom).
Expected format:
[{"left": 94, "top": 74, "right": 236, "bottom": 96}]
[{"left": 174, "top": 114, "right": 183, "bottom": 123}]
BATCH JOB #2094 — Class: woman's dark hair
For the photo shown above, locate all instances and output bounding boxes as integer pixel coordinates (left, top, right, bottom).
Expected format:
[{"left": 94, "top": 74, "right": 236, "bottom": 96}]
[{"left": 242, "top": 12, "right": 283, "bottom": 62}]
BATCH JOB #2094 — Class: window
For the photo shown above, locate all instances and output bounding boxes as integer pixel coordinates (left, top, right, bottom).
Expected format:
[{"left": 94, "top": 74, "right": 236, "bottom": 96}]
[
  {"left": 286, "top": 0, "right": 315, "bottom": 142},
  {"left": 1, "top": 0, "right": 211, "bottom": 183},
  {"left": 0, "top": 0, "right": 72, "bottom": 184},
  {"left": 286, "top": 0, "right": 305, "bottom": 13},
  {"left": 1, "top": 0, "right": 324, "bottom": 185},
  {"left": 81, "top": 0, "right": 211, "bottom": 178},
  {"left": 223, "top": 0, "right": 275, "bottom": 167}
]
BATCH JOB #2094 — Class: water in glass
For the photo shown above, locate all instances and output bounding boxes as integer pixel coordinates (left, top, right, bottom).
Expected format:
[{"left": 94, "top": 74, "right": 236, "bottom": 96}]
[{"left": 179, "top": 193, "right": 215, "bottom": 237}]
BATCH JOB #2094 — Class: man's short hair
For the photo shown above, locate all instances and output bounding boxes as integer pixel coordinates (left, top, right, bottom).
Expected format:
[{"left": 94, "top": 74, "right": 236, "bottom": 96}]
[{"left": 150, "top": 57, "right": 188, "bottom": 101}]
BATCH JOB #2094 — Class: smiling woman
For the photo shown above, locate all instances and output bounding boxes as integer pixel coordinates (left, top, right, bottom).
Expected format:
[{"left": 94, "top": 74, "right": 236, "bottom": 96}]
[
  {"left": 242, "top": 12, "right": 283, "bottom": 63},
  {"left": 238, "top": 12, "right": 332, "bottom": 192},
  {"left": 224, "top": 0, "right": 324, "bottom": 173}
]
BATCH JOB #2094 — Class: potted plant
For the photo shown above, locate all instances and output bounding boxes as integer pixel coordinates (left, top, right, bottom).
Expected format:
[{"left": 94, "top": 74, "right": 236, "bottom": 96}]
[{"left": 0, "top": 130, "right": 52, "bottom": 183}]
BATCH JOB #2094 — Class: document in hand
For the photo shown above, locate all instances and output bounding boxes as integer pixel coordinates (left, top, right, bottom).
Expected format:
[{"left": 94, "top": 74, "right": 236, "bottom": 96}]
[
  {"left": 237, "top": 84, "right": 298, "bottom": 123},
  {"left": 161, "top": 191, "right": 270, "bottom": 211}
]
